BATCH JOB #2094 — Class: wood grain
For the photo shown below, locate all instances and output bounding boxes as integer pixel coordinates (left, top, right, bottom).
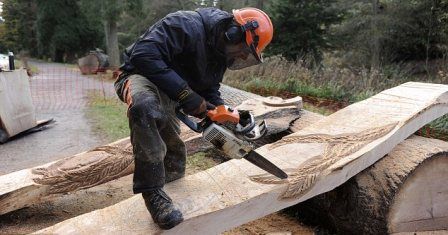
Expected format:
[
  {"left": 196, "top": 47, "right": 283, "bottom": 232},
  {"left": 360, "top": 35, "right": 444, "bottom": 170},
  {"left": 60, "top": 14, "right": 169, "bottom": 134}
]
[
  {"left": 37, "top": 82, "right": 448, "bottom": 234},
  {"left": 0, "top": 95, "right": 302, "bottom": 215}
]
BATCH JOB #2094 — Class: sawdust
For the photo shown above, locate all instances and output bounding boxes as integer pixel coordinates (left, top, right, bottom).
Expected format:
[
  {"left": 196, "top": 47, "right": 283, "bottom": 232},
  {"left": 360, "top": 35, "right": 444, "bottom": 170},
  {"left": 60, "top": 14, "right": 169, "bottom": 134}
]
[
  {"left": 224, "top": 212, "right": 314, "bottom": 235},
  {"left": 251, "top": 122, "right": 398, "bottom": 199}
]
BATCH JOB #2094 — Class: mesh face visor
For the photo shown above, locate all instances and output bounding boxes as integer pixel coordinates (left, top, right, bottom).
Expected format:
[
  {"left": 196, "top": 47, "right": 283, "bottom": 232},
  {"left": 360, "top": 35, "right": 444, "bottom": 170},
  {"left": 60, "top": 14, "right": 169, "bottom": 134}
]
[
  {"left": 228, "top": 26, "right": 262, "bottom": 70},
  {"left": 227, "top": 44, "right": 262, "bottom": 70}
]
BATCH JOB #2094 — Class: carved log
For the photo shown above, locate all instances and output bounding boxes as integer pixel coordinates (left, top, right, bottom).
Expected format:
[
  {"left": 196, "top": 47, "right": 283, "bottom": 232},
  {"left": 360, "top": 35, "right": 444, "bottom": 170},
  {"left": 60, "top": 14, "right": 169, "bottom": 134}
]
[
  {"left": 0, "top": 95, "right": 303, "bottom": 215},
  {"left": 37, "top": 82, "right": 448, "bottom": 234},
  {"left": 292, "top": 135, "right": 448, "bottom": 234}
]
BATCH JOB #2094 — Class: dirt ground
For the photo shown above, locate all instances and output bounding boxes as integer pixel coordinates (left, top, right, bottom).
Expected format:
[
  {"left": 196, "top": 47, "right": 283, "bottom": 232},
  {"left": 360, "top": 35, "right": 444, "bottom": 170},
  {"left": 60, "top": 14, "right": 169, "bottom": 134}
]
[{"left": 0, "top": 62, "right": 315, "bottom": 234}]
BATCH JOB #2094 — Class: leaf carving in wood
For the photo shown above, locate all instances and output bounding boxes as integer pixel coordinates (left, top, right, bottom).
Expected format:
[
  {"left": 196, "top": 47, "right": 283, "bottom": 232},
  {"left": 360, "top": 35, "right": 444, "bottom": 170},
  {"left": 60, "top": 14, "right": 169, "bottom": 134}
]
[
  {"left": 32, "top": 146, "right": 133, "bottom": 194},
  {"left": 250, "top": 122, "right": 398, "bottom": 199}
]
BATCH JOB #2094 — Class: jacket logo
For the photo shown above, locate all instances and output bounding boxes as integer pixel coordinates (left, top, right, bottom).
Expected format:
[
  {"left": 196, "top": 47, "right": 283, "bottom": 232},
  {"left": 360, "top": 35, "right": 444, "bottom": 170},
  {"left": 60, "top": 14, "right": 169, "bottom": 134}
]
[{"left": 178, "top": 89, "right": 190, "bottom": 101}]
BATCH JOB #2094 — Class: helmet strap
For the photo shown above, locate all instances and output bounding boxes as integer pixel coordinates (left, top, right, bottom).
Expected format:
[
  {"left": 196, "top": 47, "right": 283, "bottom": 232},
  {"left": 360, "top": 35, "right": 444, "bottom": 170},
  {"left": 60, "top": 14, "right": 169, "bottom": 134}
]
[{"left": 242, "top": 21, "right": 260, "bottom": 47}]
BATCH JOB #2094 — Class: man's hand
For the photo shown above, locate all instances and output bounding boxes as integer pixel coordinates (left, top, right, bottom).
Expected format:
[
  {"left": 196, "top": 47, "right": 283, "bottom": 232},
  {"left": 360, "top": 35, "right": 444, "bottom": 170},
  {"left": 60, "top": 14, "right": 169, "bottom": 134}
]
[
  {"left": 178, "top": 87, "right": 207, "bottom": 118},
  {"left": 206, "top": 102, "right": 216, "bottom": 110}
]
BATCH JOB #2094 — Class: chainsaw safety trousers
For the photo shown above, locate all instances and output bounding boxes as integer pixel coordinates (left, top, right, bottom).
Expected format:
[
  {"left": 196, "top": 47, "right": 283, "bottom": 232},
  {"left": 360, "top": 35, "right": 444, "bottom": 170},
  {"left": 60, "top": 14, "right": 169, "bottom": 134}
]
[{"left": 117, "top": 74, "right": 186, "bottom": 193}]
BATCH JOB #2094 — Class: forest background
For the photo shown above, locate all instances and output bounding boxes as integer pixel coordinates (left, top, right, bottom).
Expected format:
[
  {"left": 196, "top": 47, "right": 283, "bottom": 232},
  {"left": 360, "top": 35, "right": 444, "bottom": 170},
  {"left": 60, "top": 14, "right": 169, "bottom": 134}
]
[{"left": 1, "top": 0, "right": 448, "bottom": 136}]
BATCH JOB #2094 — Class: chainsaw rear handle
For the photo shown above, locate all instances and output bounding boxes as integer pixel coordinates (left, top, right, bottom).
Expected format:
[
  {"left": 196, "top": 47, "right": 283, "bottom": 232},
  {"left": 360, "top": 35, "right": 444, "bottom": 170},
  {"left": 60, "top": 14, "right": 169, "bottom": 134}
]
[{"left": 175, "top": 107, "right": 204, "bottom": 133}]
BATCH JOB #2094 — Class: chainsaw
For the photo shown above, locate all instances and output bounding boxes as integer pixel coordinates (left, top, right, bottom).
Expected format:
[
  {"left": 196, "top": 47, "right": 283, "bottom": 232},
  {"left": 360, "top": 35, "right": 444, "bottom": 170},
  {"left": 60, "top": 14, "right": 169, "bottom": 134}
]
[{"left": 176, "top": 105, "right": 288, "bottom": 179}]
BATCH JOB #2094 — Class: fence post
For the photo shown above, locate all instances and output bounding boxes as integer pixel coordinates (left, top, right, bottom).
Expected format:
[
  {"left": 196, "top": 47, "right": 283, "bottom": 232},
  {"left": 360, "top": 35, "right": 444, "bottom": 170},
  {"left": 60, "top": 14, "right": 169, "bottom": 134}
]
[{"left": 8, "top": 51, "right": 15, "bottom": 70}]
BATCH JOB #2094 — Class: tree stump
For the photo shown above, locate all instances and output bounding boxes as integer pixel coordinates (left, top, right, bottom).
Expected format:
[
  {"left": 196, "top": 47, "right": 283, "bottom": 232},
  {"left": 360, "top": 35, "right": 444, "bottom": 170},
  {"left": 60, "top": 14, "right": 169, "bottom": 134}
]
[{"left": 77, "top": 50, "right": 109, "bottom": 75}]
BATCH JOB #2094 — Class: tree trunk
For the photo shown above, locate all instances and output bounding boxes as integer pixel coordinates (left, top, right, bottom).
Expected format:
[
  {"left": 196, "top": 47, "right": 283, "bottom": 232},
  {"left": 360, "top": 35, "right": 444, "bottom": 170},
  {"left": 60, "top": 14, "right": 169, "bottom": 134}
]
[
  {"left": 103, "top": 19, "right": 109, "bottom": 53},
  {"left": 105, "top": 18, "right": 120, "bottom": 69},
  {"left": 371, "top": 0, "right": 380, "bottom": 71},
  {"left": 292, "top": 136, "right": 448, "bottom": 234},
  {"left": 257, "top": 0, "right": 264, "bottom": 9}
]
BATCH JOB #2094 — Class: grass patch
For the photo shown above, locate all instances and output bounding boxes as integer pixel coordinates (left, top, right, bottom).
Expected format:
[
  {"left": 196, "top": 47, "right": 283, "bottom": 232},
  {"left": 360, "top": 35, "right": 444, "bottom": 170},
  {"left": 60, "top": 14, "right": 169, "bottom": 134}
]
[
  {"left": 224, "top": 56, "right": 448, "bottom": 141},
  {"left": 13, "top": 60, "right": 39, "bottom": 74},
  {"left": 224, "top": 56, "right": 448, "bottom": 103},
  {"left": 27, "top": 64, "right": 39, "bottom": 75},
  {"left": 85, "top": 93, "right": 229, "bottom": 169},
  {"left": 86, "top": 94, "right": 129, "bottom": 142},
  {"left": 186, "top": 150, "right": 224, "bottom": 173},
  {"left": 418, "top": 114, "right": 448, "bottom": 141},
  {"left": 303, "top": 102, "right": 334, "bottom": 116}
]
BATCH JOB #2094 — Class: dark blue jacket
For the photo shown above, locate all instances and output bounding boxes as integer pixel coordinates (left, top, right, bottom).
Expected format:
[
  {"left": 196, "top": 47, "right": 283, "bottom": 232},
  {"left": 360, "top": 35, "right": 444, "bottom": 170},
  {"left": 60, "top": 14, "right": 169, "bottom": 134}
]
[{"left": 117, "top": 8, "right": 233, "bottom": 105}]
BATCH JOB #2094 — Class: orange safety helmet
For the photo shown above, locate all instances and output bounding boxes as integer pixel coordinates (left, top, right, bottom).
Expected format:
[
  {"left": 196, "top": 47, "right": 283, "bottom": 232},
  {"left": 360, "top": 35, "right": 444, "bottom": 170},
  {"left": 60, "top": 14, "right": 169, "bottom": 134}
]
[{"left": 229, "top": 7, "right": 273, "bottom": 69}]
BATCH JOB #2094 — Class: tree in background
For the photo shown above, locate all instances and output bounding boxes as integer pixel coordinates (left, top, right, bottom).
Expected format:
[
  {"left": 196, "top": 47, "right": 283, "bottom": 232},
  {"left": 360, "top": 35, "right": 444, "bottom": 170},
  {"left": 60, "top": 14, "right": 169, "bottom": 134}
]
[
  {"left": 79, "top": 0, "right": 151, "bottom": 68},
  {"left": 36, "top": 0, "right": 103, "bottom": 62},
  {"left": 0, "top": 0, "right": 38, "bottom": 55},
  {"left": 267, "top": 0, "right": 343, "bottom": 65},
  {"left": 116, "top": 0, "right": 271, "bottom": 55},
  {"left": 334, "top": 0, "right": 448, "bottom": 69},
  {"left": 2, "top": 0, "right": 447, "bottom": 71},
  {"left": 117, "top": 0, "right": 196, "bottom": 51}
]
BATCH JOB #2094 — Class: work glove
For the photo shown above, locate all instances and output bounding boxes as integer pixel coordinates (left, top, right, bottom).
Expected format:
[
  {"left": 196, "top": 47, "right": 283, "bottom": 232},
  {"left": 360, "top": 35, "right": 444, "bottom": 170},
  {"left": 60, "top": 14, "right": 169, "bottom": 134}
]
[
  {"left": 206, "top": 102, "right": 216, "bottom": 110},
  {"left": 178, "top": 87, "right": 207, "bottom": 118}
]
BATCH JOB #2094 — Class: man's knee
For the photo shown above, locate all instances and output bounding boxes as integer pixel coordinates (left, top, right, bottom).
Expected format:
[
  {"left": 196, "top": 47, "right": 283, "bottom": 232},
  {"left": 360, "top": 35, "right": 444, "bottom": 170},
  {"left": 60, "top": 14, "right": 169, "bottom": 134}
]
[{"left": 128, "top": 93, "right": 164, "bottom": 125}]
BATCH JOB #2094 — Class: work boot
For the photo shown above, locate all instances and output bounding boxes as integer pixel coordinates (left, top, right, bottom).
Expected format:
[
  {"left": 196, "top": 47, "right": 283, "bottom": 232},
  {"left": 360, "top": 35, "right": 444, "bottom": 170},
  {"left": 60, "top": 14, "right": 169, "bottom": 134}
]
[{"left": 142, "top": 188, "right": 184, "bottom": 229}]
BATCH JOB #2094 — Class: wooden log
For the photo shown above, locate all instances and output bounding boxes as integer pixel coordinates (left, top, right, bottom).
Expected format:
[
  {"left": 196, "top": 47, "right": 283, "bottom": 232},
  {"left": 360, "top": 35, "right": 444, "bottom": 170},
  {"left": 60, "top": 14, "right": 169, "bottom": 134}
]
[
  {"left": 37, "top": 82, "right": 448, "bottom": 234},
  {"left": 0, "top": 95, "right": 303, "bottom": 215},
  {"left": 77, "top": 54, "right": 100, "bottom": 75},
  {"left": 77, "top": 50, "right": 109, "bottom": 75},
  {"left": 292, "top": 135, "right": 448, "bottom": 234}
]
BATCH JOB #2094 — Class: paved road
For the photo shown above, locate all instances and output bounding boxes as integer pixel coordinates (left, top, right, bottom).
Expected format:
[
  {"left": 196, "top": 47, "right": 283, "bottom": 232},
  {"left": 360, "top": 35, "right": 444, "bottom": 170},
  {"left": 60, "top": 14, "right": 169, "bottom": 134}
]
[{"left": 0, "top": 62, "right": 116, "bottom": 175}]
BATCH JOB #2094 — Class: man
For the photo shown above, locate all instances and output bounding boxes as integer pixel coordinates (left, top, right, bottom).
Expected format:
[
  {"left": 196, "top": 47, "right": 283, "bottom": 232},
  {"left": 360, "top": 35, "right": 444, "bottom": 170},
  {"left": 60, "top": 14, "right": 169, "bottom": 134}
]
[{"left": 115, "top": 7, "right": 273, "bottom": 229}]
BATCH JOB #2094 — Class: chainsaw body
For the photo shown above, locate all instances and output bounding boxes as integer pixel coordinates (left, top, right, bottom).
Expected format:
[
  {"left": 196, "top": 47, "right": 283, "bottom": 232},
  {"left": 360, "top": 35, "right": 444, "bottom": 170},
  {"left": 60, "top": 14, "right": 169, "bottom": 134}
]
[
  {"left": 202, "top": 123, "right": 253, "bottom": 159},
  {"left": 176, "top": 105, "right": 287, "bottom": 179}
]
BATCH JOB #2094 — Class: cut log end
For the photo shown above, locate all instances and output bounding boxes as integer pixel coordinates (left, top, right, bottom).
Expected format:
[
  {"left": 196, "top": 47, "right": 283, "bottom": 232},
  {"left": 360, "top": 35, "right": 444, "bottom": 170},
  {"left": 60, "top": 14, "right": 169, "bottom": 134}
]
[
  {"left": 388, "top": 152, "right": 448, "bottom": 233},
  {"left": 292, "top": 137, "right": 448, "bottom": 234}
]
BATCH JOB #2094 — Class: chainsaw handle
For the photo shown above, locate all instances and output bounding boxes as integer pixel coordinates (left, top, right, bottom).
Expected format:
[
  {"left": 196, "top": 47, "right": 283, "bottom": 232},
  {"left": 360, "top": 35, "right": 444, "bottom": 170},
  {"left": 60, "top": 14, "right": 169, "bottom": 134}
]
[{"left": 175, "top": 107, "right": 204, "bottom": 133}]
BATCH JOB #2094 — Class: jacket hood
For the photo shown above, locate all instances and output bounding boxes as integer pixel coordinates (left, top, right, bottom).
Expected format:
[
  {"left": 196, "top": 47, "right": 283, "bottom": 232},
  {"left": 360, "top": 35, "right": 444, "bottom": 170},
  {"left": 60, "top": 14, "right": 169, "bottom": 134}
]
[{"left": 196, "top": 7, "right": 233, "bottom": 47}]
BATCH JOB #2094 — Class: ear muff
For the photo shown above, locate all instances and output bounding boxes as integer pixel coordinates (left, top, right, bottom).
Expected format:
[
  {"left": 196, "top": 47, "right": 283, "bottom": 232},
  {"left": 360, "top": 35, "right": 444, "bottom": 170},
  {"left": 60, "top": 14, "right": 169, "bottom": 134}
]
[
  {"left": 225, "top": 20, "right": 260, "bottom": 45},
  {"left": 225, "top": 25, "right": 244, "bottom": 44}
]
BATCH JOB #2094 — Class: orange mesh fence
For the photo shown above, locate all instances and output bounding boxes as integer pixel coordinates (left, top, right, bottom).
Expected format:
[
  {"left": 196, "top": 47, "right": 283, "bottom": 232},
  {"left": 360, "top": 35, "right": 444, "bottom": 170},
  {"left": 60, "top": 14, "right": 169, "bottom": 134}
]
[{"left": 29, "top": 63, "right": 119, "bottom": 112}]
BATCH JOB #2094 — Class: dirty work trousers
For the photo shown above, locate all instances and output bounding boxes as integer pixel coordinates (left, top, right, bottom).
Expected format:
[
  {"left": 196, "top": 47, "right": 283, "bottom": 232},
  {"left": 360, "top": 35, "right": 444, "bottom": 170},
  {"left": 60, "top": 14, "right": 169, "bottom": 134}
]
[{"left": 115, "top": 74, "right": 186, "bottom": 194}]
